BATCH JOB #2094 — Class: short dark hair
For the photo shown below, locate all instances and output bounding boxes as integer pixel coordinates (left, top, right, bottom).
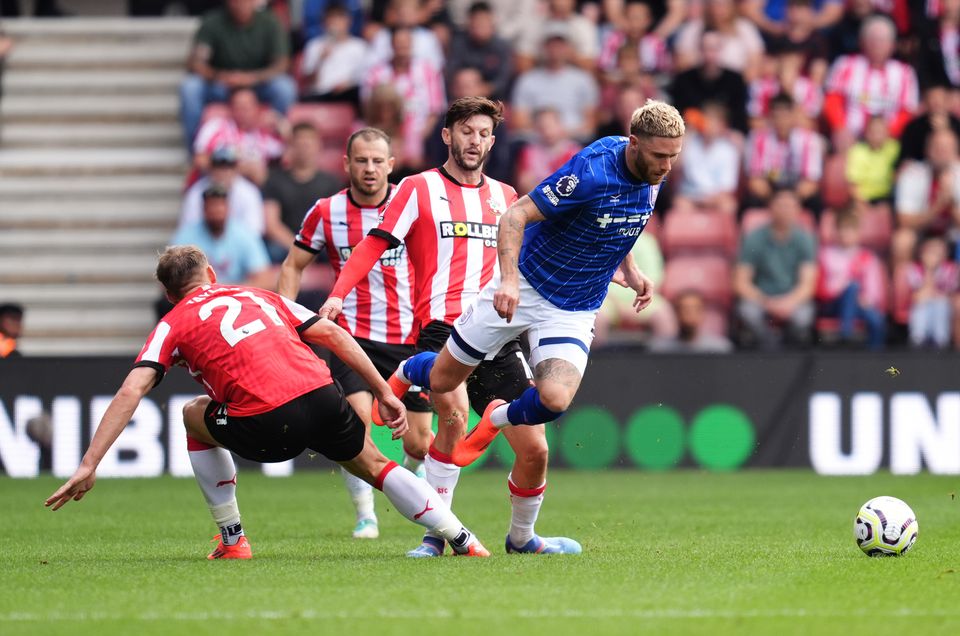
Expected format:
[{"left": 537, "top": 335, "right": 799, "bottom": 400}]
[
  {"left": 468, "top": 1, "right": 493, "bottom": 15},
  {"left": 324, "top": 2, "right": 349, "bottom": 18},
  {"left": 346, "top": 127, "right": 392, "bottom": 156},
  {"left": 156, "top": 246, "right": 209, "bottom": 302},
  {"left": 291, "top": 121, "right": 318, "bottom": 137},
  {"left": 0, "top": 303, "right": 24, "bottom": 319},
  {"left": 443, "top": 96, "right": 504, "bottom": 130},
  {"left": 770, "top": 92, "right": 795, "bottom": 110},
  {"left": 202, "top": 183, "right": 229, "bottom": 200}
]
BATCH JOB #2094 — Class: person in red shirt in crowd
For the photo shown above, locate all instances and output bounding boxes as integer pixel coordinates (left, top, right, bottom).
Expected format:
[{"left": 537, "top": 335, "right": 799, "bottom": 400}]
[
  {"left": 515, "top": 108, "right": 582, "bottom": 194},
  {"left": 45, "top": 245, "right": 490, "bottom": 559},
  {"left": 823, "top": 14, "right": 918, "bottom": 151},
  {"left": 320, "top": 97, "right": 580, "bottom": 557}
]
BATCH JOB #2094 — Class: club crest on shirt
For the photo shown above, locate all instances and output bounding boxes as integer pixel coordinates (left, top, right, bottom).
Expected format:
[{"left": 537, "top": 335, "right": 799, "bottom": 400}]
[
  {"left": 648, "top": 183, "right": 662, "bottom": 207},
  {"left": 487, "top": 197, "right": 505, "bottom": 216},
  {"left": 556, "top": 175, "right": 579, "bottom": 197}
]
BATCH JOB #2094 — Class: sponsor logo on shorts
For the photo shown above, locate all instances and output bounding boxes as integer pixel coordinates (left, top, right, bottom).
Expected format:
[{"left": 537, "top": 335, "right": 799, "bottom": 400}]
[
  {"left": 556, "top": 175, "right": 579, "bottom": 197},
  {"left": 541, "top": 184, "right": 560, "bottom": 206},
  {"left": 339, "top": 244, "right": 407, "bottom": 267},
  {"left": 438, "top": 221, "right": 498, "bottom": 247}
]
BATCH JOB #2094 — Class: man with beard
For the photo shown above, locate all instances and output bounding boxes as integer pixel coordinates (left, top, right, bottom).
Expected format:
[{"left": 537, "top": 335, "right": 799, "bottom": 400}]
[
  {"left": 278, "top": 128, "right": 433, "bottom": 540},
  {"left": 319, "top": 97, "right": 580, "bottom": 557}
]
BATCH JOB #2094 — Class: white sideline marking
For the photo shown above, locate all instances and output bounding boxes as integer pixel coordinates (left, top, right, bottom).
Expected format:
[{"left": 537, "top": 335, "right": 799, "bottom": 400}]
[{"left": 2, "top": 608, "right": 959, "bottom": 622}]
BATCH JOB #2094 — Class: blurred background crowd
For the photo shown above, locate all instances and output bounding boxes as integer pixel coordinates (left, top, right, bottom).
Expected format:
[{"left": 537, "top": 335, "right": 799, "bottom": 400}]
[{"left": 4, "top": 0, "right": 960, "bottom": 357}]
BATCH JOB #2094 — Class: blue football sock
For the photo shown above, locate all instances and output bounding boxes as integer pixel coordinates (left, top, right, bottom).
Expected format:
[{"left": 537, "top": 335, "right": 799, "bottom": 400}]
[
  {"left": 505, "top": 387, "right": 565, "bottom": 425},
  {"left": 402, "top": 352, "right": 437, "bottom": 390}
]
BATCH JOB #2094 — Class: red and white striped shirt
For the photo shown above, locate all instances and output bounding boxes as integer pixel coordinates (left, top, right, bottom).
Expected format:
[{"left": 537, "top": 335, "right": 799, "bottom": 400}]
[
  {"left": 825, "top": 54, "right": 919, "bottom": 136},
  {"left": 748, "top": 75, "right": 824, "bottom": 119},
  {"left": 745, "top": 127, "right": 824, "bottom": 184},
  {"left": 941, "top": 25, "right": 960, "bottom": 86},
  {"left": 193, "top": 117, "right": 285, "bottom": 165},
  {"left": 296, "top": 188, "right": 417, "bottom": 345},
  {"left": 371, "top": 167, "right": 518, "bottom": 328},
  {"left": 597, "top": 30, "right": 670, "bottom": 74},
  {"left": 362, "top": 61, "right": 446, "bottom": 163}
]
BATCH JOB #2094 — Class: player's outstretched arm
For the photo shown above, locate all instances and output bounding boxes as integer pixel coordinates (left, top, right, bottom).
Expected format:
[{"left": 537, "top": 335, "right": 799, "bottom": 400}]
[
  {"left": 277, "top": 245, "right": 315, "bottom": 300},
  {"left": 616, "top": 252, "right": 654, "bottom": 313},
  {"left": 300, "top": 319, "right": 409, "bottom": 438},
  {"left": 318, "top": 235, "right": 392, "bottom": 320},
  {"left": 495, "top": 196, "right": 545, "bottom": 322},
  {"left": 45, "top": 366, "right": 158, "bottom": 510}
]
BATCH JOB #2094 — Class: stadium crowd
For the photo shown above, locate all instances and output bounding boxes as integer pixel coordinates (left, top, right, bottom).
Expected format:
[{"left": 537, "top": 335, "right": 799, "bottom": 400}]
[{"left": 13, "top": 0, "right": 960, "bottom": 355}]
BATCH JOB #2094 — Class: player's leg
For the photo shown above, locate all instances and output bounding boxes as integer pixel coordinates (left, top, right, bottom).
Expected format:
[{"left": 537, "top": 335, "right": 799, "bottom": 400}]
[
  {"left": 308, "top": 383, "right": 488, "bottom": 556},
  {"left": 402, "top": 409, "right": 432, "bottom": 478},
  {"left": 182, "top": 396, "right": 250, "bottom": 560}
]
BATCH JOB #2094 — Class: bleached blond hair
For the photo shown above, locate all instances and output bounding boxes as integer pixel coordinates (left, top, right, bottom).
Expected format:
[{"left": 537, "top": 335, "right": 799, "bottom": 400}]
[{"left": 630, "top": 99, "right": 685, "bottom": 139}]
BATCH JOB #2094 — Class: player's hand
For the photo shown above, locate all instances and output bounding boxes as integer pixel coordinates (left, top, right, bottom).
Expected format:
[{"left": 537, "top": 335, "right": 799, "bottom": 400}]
[
  {"left": 376, "top": 394, "right": 409, "bottom": 440},
  {"left": 45, "top": 464, "right": 96, "bottom": 511},
  {"left": 318, "top": 297, "right": 343, "bottom": 321},
  {"left": 493, "top": 278, "right": 520, "bottom": 323},
  {"left": 629, "top": 270, "right": 654, "bottom": 313},
  {"left": 611, "top": 268, "right": 629, "bottom": 288}
]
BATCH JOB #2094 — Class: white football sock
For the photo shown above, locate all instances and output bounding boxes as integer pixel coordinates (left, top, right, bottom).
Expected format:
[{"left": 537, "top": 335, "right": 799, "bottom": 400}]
[
  {"left": 377, "top": 463, "right": 475, "bottom": 552},
  {"left": 490, "top": 403, "right": 511, "bottom": 428},
  {"left": 189, "top": 445, "right": 243, "bottom": 545},
  {"left": 340, "top": 466, "right": 376, "bottom": 522},
  {"left": 422, "top": 450, "right": 460, "bottom": 539},
  {"left": 402, "top": 451, "right": 424, "bottom": 475},
  {"left": 508, "top": 474, "right": 546, "bottom": 546}
]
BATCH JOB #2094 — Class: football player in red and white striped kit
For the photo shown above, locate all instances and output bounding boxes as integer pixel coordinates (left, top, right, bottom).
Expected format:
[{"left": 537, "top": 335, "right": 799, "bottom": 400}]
[
  {"left": 320, "top": 97, "right": 578, "bottom": 557},
  {"left": 278, "top": 128, "right": 434, "bottom": 540},
  {"left": 46, "top": 246, "right": 490, "bottom": 559}
]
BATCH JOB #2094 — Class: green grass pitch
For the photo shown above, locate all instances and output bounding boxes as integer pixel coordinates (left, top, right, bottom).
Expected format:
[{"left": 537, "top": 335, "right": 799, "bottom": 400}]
[{"left": 2, "top": 470, "right": 960, "bottom": 635}]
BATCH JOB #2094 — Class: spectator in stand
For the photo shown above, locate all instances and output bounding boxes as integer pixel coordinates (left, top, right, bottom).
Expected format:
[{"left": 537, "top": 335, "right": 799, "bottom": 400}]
[
  {"left": 734, "top": 188, "right": 818, "bottom": 349},
  {"left": 511, "top": 26, "right": 599, "bottom": 141},
  {"left": 894, "top": 128, "right": 960, "bottom": 259},
  {"left": 741, "top": 0, "right": 843, "bottom": 39},
  {"left": 445, "top": 0, "right": 539, "bottom": 46},
  {"left": 159, "top": 184, "right": 272, "bottom": 319},
  {"left": 595, "top": 232, "right": 677, "bottom": 347},
  {"left": 423, "top": 66, "right": 513, "bottom": 182},
  {"left": 262, "top": 122, "right": 342, "bottom": 260},
  {"left": 669, "top": 29, "right": 749, "bottom": 133},
  {"left": 192, "top": 88, "right": 285, "bottom": 186},
  {"left": 301, "top": 0, "right": 364, "bottom": 42},
  {"left": 602, "top": 0, "right": 688, "bottom": 40},
  {"left": 445, "top": 1, "right": 513, "bottom": 101},
  {"left": 816, "top": 210, "right": 887, "bottom": 349},
  {"left": 516, "top": 0, "right": 599, "bottom": 72},
  {"left": 0, "top": 303, "right": 23, "bottom": 359},
  {"left": 648, "top": 291, "right": 734, "bottom": 353},
  {"left": 597, "top": 84, "right": 651, "bottom": 138},
  {"left": 759, "top": 0, "right": 834, "bottom": 64},
  {"left": 367, "top": 0, "right": 445, "bottom": 70},
  {"left": 598, "top": 1, "right": 671, "bottom": 80},
  {"left": 362, "top": 83, "right": 417, "bottom": 178},
  {"left": 823, "top": 14, "right": 919, "bottom": 151},
  {"left": 299, "top": 3, "right": 369, "bottom": 106},
  {"left": 673, "top": 0, "right": 765, "bottom": 81},
  {"left": 898, "top": 84, "right": 960, "bottom": 167},
  {"left": 179, "top": 146, "right": 266, "bottom": 237},
  {"left": 179, "top": 0, "right": 295, "bottom": 148},
  {"left": 916, "top": 0, "right": 960, "bottom": 90},
  {"left": 748, "top": 47, "right": 824, "bottom": 126},
  {"left": 515, "top": 108, "right": 582, "bottom": 194},
  {"left": 744, "top": 93, "right": 824, "bottom": 211},
  {"left": 598, "top": 43, "right": 662, "bottom": 124},
  {"left": 906, "top": 235, "right": 958, "bottom": 348},
  {"left": 363, "top": 27, "right": 446, "bottom": 173},
  {"left": 672, "top": 102, "right": 740, "bottom": 216},
  {"left": 846, "top": 115, "right": 899, "bottom": 210},
  {"left": 827, "top": 0, "right": 874, "bottom": 59}
]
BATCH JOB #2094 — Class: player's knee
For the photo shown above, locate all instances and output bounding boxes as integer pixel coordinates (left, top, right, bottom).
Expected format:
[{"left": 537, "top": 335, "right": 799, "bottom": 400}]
[
  {"left": 518, "top": 439, "right": 549, "bottom": 471},
  {"left": 537, "top": 384, "right": 574, "bottom": 414},
  {"left": 182, "top": 397, "right": 205, "bottom": 425}
]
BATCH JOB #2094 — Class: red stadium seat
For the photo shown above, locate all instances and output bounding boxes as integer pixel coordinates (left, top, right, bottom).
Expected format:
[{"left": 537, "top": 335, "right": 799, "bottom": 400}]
[
  {"left": 661, "top": 255, "right": 733, "bottom": 309},
  {"left": 819, "top": 206, "right": 893, "bottom": 255},
  {"left": 821, "top": 153, "right": 850, "bottom": 210},
  {"left": 316, "top": 147, "right": 345, "bottom": 174},
  {"left": 287, "top": 103, "right": 357, "bottom": 144},
  {"left": 661, "top": 208, "right": 737, "bottom": 257},
  {"left": 891, "top": 264, "right": 913, "bottom": 326}
]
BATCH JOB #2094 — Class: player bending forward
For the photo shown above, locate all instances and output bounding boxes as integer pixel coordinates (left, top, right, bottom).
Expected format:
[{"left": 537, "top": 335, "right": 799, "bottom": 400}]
[
  {"left": 392, "top": 100, "right": 684, "bottom": 467},
  {"left": 45, "top": 246, "right": 490, "bottom": 559},
  {"left": 278, "top": 128, "right": 434, "bottom": 540},
  {"left": 321, "top": 97, "right": 580, "bottom": 557}
]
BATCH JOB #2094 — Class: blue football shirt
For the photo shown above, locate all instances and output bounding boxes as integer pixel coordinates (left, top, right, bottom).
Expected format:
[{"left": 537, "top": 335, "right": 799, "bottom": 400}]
[{"left": 523, "top": 136, "right": 662, "bottom": 311}]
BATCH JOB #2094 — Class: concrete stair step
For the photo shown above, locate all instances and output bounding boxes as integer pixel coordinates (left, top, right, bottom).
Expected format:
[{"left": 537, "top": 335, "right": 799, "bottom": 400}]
[
  {"left": 6, "top": 41, "right": 189, "bottom": 70},
  {"left": 18, "top": 336, "right": 150, "bottom": 356},
  {"left": 0, "top": 174, "right": 183, "bottom": 198},
  {"left": 2, "top": 17, "right": 198, "bottom": 38},
  {"left": 1, "top": 122, "right": 183, "bottom": 148},
  {"left": 0, "top": 228, "right": 171, "bottom": 252},
  {"left": 0, "top": 253, "right": 158, "bottom": 279},
  {"left": 0, "top": 198, "right": 177, "bottom": 228},
  {"left": 0, "top": 147, "right": 186, "bottom": 176},
  {"left": 22, "top": 305, "right": 155, "bottom": 332},
  {"left": 0, "top": 283, "right": 160, "bottom": 305},
  {"left": 3, "top": 70, "right": 185, "bottom": 95},
  {"left": 1, "top": 94, "right": 179, "bottom": 122}
]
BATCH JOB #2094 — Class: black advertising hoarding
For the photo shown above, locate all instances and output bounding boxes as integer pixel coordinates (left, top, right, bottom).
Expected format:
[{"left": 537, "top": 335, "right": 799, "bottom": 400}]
[{"left": 1, "top": 351, "right": 959, "bottom": 477}]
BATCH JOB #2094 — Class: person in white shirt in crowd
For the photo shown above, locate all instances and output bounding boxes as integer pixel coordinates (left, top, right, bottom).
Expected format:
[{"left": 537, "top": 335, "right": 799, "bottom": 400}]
[
  {"left": 367, "top": 0, "right": 444, "bottom": 70},
  {"left": 516, "top": 0, "right": 599, "bottom": 72},
  {"left": 672, "top": 101, "right": 740, "bottom": 216},
  {"left": 299, "top": 3, "right": 370, "bottom": 105},
  {"left": 179, "top": 146, "right": 266, "bottom": 238}
]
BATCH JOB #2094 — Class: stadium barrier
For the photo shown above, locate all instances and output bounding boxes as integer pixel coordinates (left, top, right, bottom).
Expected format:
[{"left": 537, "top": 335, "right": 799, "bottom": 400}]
[{"left": 1, "top": 351, "right": 959, "bottom": 477}]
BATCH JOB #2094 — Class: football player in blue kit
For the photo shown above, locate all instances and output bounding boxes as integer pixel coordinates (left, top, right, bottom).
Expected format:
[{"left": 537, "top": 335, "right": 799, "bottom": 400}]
[{"left": 387, "top": 100, "right": 685, "bottom": 475}]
